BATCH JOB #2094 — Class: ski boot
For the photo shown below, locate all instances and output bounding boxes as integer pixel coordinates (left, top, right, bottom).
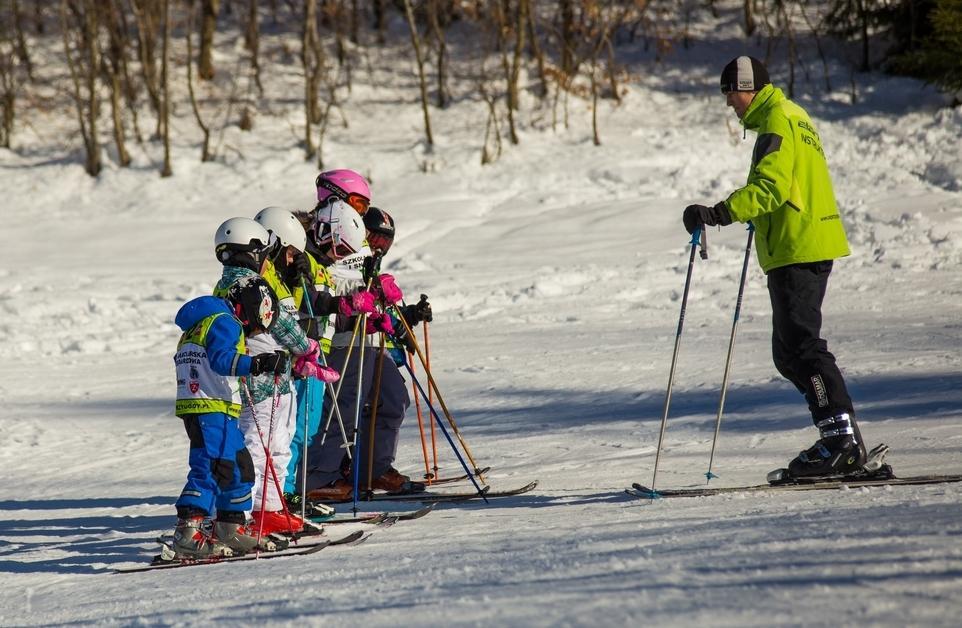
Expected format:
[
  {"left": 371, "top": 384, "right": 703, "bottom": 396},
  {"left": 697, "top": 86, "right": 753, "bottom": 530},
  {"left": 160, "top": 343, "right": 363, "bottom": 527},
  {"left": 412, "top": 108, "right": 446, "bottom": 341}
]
[
  {"left": 371, "top": 467, "right": 426, "bottom": 495},
  {"left": 284, "top": 491, "right": 336, "bottom": 518},
  {"left": 784, "top": 413, "right": 867, "bottom": 480},
  {"left": 214, "top": 511, "right": 280, "bottom": 553},
  {"left": 171, "top": 515, "right": 233, "bottom": 558}
]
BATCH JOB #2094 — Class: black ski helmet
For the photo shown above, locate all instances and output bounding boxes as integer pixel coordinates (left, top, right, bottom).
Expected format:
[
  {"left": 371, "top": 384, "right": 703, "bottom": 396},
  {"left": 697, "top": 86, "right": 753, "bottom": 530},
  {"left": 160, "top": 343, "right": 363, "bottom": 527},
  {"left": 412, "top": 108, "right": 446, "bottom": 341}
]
[
  {"left": 363, "top": 207, "right": 396, "bottom": 255},
  {"left": 225, "top": 276, "right": 279, "bottom": 333}
]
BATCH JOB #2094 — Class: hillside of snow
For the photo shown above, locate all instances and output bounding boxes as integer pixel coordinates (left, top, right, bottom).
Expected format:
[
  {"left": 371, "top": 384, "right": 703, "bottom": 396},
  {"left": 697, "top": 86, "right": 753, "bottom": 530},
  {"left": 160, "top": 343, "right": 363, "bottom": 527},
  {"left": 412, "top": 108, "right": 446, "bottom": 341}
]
[{"left": 2, "top": 4, "right": 962, "bottom": 626}]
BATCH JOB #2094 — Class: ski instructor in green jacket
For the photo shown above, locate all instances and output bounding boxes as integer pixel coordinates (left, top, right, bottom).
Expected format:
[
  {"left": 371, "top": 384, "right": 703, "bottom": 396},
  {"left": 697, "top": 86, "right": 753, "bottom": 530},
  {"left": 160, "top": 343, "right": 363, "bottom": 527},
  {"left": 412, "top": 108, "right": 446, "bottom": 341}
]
[{"left": 682, "top": 55, "right": 868, "bottom": 479}]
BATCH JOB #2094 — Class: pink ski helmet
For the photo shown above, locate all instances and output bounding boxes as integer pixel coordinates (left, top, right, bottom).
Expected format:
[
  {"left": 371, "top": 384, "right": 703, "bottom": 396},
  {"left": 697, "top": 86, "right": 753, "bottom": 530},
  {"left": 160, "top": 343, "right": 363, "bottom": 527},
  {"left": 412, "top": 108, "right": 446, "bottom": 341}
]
[{"left": 315, "top": 169, "right": 371, "bottom": 214}]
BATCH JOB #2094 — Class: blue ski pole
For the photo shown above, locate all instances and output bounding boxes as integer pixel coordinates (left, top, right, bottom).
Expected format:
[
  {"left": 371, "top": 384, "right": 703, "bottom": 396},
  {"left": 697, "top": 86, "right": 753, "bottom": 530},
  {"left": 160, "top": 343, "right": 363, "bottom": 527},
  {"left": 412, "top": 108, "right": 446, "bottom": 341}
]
[
  {"left": 403, "top": 362, "right": 489, "bottom": 503},
  {"left": 705, "top": 223, "right": 754, "bottom": 482},
  {"left": 649, "top": 227, "right": 707, "bottom": 495}
]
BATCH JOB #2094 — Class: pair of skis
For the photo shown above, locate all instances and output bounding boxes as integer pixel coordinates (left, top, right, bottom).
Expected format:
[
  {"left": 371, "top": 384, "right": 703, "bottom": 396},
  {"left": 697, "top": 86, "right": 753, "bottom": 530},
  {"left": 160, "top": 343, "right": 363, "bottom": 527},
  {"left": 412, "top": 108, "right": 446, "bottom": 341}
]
[{"left": 116, "top": 529, "right": 368, "bottom": 574}]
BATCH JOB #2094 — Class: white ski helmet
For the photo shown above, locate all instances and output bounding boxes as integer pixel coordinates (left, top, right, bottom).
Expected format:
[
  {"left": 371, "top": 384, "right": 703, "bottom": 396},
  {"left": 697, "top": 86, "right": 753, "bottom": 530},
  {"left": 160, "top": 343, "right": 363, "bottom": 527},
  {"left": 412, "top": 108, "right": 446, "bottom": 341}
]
[
  {"left": 214, "top": 217, "right": 273, "bottom": 265},
  {"left": 311, "top": 199, "right": 370, "bottom": 260},
  {"left": 254, "top": 206, "right": 307, "bottom": 251}
]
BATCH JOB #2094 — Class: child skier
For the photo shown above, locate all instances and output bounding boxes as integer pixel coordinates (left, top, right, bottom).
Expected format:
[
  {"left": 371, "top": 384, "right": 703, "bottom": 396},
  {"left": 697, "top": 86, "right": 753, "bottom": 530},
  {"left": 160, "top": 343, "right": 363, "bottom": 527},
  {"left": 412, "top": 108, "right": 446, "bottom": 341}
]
[
  {"left": 304, "top": 197, "right": 428, "bottom": 501},
  {"left": 171, "top": 275, "right": 289, "bottom": 558},
  {"left": 227, "top": 208, "right": 339, "bottom": 536},
  {"left": 211, "top": 216, "right": 327, "bottom": 535}
]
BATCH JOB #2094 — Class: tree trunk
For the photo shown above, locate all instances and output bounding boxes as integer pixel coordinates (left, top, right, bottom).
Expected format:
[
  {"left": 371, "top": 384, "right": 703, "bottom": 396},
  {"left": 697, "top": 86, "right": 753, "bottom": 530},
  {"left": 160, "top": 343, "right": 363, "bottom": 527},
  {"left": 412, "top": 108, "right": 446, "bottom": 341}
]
[
  {"left": 302, "top": 0, "right": 321, "bottom": 158},
  {"left": 186, "top": 0, "right": 212, "bottom": 161},
  {"left": 402, "top": 0, "right": 433, "bottom": 148},
  {"left": 11, "top": 0, "right": 34, "bottom": 80},
  {"left": 245, "top": 0, "right": 263, "bottom": 94},
  {"left": 199, "top": 0, "right": 220, "bottom": 80},
  {"left": 60, "top": 0, "right": 102, "bottom": 176},
  {"left": 160, "top": 0, "right": 172, "bottom": 176},
  {"left": 0, "top": 44, "right": 14, "bottom": 148},
  {"left": 102, "top": 0, "right": 131, "bottom": 166},
  {"left": 743, "top": 0, "right": 756, "bottom": 36},
  {"left": 427, "top": 0, "right": 450, "bottom": 108},
  {"left": 131, "top": 0, "right": 162, "bottom": 135},
  {"left": 372, "top": 0, "right": 386, "bottom": 44},
  {"left": 526, "top": 0, "right": 548, "bottom": 99}
]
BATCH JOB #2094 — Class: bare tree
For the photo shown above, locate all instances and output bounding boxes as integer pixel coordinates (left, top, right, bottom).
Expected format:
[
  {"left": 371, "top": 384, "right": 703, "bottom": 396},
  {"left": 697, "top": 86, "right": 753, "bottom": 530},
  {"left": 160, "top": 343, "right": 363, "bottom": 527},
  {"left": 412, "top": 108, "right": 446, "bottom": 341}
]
[
  {"left": 301, "top": 0, "right": 325, "bottom": 158},
  {"left": 198, "top": 0, "right": 220, "bottom": 80},
  {"left": 186, "top": 0, "right": 212, "bottom": 160},
  {"left": 160, "top": 0, "right": 172, "bottom": 176},
  {"left": 60, "top": 0, "right": 102, "bottom": 176},
  {"left": 244, "top": 0, "right": 263, "bottom": 94},
  {"left": 101, "top": 0, "right": 131, "bottom": 166},
  {"left": 11, "top": 0, "right": 34, "bottom": 80},
  {"left": 426, "top": 0, "right": 452, "bottom": 108},
  {"left": 402, "top": 0, "right": 433, "bottom": 148},
  {"left": 0, "top": 12, "right": 17, "bottom": 147},
  {"left": 744, "top": 0, "right": 756, "bottom": 36},
  {"left": 131, "top": 0, "right": 162, "bottom": 136},
  {"left": 526, "top": 0, "right": 549, "bottom": 99}
]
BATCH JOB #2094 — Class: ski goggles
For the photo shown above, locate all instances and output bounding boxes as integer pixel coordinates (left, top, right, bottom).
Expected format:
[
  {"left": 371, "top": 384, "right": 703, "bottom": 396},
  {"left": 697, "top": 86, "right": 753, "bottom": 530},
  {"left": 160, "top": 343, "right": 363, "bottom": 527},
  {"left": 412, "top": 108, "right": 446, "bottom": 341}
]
[{"left": 315, "top": 177, "right": 370, "bottom": 215}]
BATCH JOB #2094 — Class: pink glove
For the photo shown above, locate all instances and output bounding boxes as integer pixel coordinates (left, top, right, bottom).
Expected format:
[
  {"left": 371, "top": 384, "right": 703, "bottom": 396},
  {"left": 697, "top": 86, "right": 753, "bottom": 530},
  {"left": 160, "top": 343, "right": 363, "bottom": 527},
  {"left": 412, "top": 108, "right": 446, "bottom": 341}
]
[
  {"left": 314, "top": 365, "right": 341, "bottom": 383},
  {"left": 338, "top": 290, "right": 377, "bottom": 317},
  {"left": 378, "top": 274, "right": 404, "bottom": 305},
  {"left": 366, "top": 313, "right": 395, "bottom": 336},
  {"left": 293, "top": 355, "right": 341, "bottom": 383}
]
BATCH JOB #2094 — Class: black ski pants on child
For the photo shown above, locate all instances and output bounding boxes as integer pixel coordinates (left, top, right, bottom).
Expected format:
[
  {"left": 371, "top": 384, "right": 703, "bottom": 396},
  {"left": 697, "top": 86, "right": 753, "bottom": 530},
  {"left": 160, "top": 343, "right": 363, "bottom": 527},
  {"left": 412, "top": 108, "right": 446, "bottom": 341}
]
[{"left": 767, "top": 260, "right": 854, "bottom": 424}]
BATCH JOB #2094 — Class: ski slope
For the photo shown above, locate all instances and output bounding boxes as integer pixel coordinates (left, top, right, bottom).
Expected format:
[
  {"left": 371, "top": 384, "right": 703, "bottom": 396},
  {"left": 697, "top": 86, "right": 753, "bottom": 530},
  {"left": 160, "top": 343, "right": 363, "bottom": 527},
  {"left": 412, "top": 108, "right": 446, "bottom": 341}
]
[{"left": 2, "top": 7, "right": 962, "bottom": 626}]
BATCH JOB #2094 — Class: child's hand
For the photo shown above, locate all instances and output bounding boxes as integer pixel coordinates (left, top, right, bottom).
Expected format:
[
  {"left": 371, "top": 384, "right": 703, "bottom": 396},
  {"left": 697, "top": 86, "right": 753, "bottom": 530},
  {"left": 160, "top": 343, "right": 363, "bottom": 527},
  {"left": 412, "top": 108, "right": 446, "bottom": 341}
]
[
  {"left": 250, "top": 351, "right": 289, "bottom": 376},
  {"left": 377, "top": 274, "right": 403, "bottom": 305}
]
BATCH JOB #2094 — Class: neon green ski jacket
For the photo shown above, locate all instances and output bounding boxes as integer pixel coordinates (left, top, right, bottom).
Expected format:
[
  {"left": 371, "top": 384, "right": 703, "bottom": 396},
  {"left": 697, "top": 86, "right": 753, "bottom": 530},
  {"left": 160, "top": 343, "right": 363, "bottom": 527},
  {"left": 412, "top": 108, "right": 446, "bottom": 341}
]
[{"left": 723, "top": 84, "right": 850, "bottom": 272}]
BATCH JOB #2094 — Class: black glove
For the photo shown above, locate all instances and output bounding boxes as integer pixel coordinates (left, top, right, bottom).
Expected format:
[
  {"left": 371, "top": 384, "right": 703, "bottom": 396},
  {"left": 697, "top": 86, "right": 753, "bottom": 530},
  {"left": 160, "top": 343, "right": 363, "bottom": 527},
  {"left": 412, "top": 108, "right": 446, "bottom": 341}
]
[
  {"left": 284, "top": 250, "right": 311, "bottom": 285},
  {"left": 392, "top": 324, "right": 417, "bottom": 354},
  {"left": 683, "top": 202, "right": 732, "bottom": 234},
  {"left": 399, "top": 295, "right": 433, "bottom": 326},
  {"left": 249, "top": 351, "right": 289, "bottom": 376}
]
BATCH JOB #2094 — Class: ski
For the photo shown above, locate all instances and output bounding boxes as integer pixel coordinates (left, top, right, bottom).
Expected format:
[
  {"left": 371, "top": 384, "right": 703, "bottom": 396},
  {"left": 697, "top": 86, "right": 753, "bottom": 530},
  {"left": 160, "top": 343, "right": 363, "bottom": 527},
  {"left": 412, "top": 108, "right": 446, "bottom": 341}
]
[
  {"left": 312, "top": 502, "right": 436, "bottom": 524},
  {"left": 116, "top": 539, "right": 331, "bottom": 574},
  {"left": 359, "top": 481, "right": 537, "bottom": 503},
  {"left": 129, "top": 530, "right": 367, "bottom": 573},
  {"left": 625, "top": 473, "right": 962, "bottom": 499},
  {"left": 422, "top": 466, "right": 492, "bottom": 486}
]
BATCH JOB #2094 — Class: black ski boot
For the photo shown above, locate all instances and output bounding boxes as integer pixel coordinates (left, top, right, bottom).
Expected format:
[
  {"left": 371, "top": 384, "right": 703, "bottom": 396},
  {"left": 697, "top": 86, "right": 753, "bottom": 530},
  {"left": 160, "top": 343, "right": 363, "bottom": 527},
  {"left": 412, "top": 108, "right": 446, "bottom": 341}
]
[{"left": 787, "top": 413, "right": 867, "bottom": 479}]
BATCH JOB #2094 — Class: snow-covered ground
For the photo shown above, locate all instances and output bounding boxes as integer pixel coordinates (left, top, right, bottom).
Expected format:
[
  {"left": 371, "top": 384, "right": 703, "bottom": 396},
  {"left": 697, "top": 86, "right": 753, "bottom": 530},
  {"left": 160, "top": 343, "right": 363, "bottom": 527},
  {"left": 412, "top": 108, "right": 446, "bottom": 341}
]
[{"left": 2, "top": 5, "right": 962, "bottom": 626}]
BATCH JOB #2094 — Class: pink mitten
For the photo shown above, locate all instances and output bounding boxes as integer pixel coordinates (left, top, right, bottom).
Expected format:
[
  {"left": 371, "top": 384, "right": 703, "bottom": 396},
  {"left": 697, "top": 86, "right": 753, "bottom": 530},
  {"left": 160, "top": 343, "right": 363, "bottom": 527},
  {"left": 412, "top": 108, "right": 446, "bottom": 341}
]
[
  {"left": 293, "top": 354, "right": 320, "bottom": 379},
  {"left": 366, "top": 313, "right": 395, "bottom": 336},
  {"left": 315, "top": 365, "right": 341, "bottom": 383},
  {"left": 351, "top": 290, "right": 377, "bottom": 314},
  {"left": 337, "top": 290, "right": 377, "bottom": 317},
  {"left": 378, "top": 274, "right": 403, "bottom": 305}
]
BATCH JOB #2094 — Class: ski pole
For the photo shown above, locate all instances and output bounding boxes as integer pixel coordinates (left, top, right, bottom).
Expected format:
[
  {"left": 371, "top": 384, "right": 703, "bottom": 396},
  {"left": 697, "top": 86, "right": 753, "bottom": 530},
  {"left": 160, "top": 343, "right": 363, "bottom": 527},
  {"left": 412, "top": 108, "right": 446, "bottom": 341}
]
[
  {"left": 298, "top": 277, "right": 331, "bottom": 519},
  {"left": 391, "top": 304, "right": 488, "bottom": 483},
  {"left": 402, "top": 362, "right": 489, "bottom": 503},
  {"left": 318, "top": 274, "right": 378, "bottom": 453},
  {"left": 318, "top": 308, "right": 366, "bottom": 454},
  {"left": 650, "top": 227, "right": 707, "bottom": 495},
  {"left": 365, "top": 335, "right": 387, "bottom": 493},
  {"left": 423, "top": 316, "right": 439, "bottom": 478},
  {"left": 409, "top": 352, "right": 433, "bottom": 482},
  {"left": 350, "top": 312, "right": 369, "bottom": 514},
  {"left": 705, "top": 223, "right": 754, "bottom": 482}
]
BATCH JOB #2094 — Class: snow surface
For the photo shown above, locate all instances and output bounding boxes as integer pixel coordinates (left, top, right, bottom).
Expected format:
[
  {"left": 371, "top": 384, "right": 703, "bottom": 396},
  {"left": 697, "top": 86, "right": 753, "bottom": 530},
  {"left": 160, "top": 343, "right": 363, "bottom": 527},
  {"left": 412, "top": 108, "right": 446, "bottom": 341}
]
[{"left": 2, "top": 5, "right": 962, "bottom": 626}]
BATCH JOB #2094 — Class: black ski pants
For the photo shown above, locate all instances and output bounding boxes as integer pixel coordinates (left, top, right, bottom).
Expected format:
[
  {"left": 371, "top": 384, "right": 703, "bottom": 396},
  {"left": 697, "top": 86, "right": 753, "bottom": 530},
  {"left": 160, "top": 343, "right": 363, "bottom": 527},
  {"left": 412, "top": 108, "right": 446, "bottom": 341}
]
[{"left": 767, "top": 260, "right": 854, "bottom": 424}]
